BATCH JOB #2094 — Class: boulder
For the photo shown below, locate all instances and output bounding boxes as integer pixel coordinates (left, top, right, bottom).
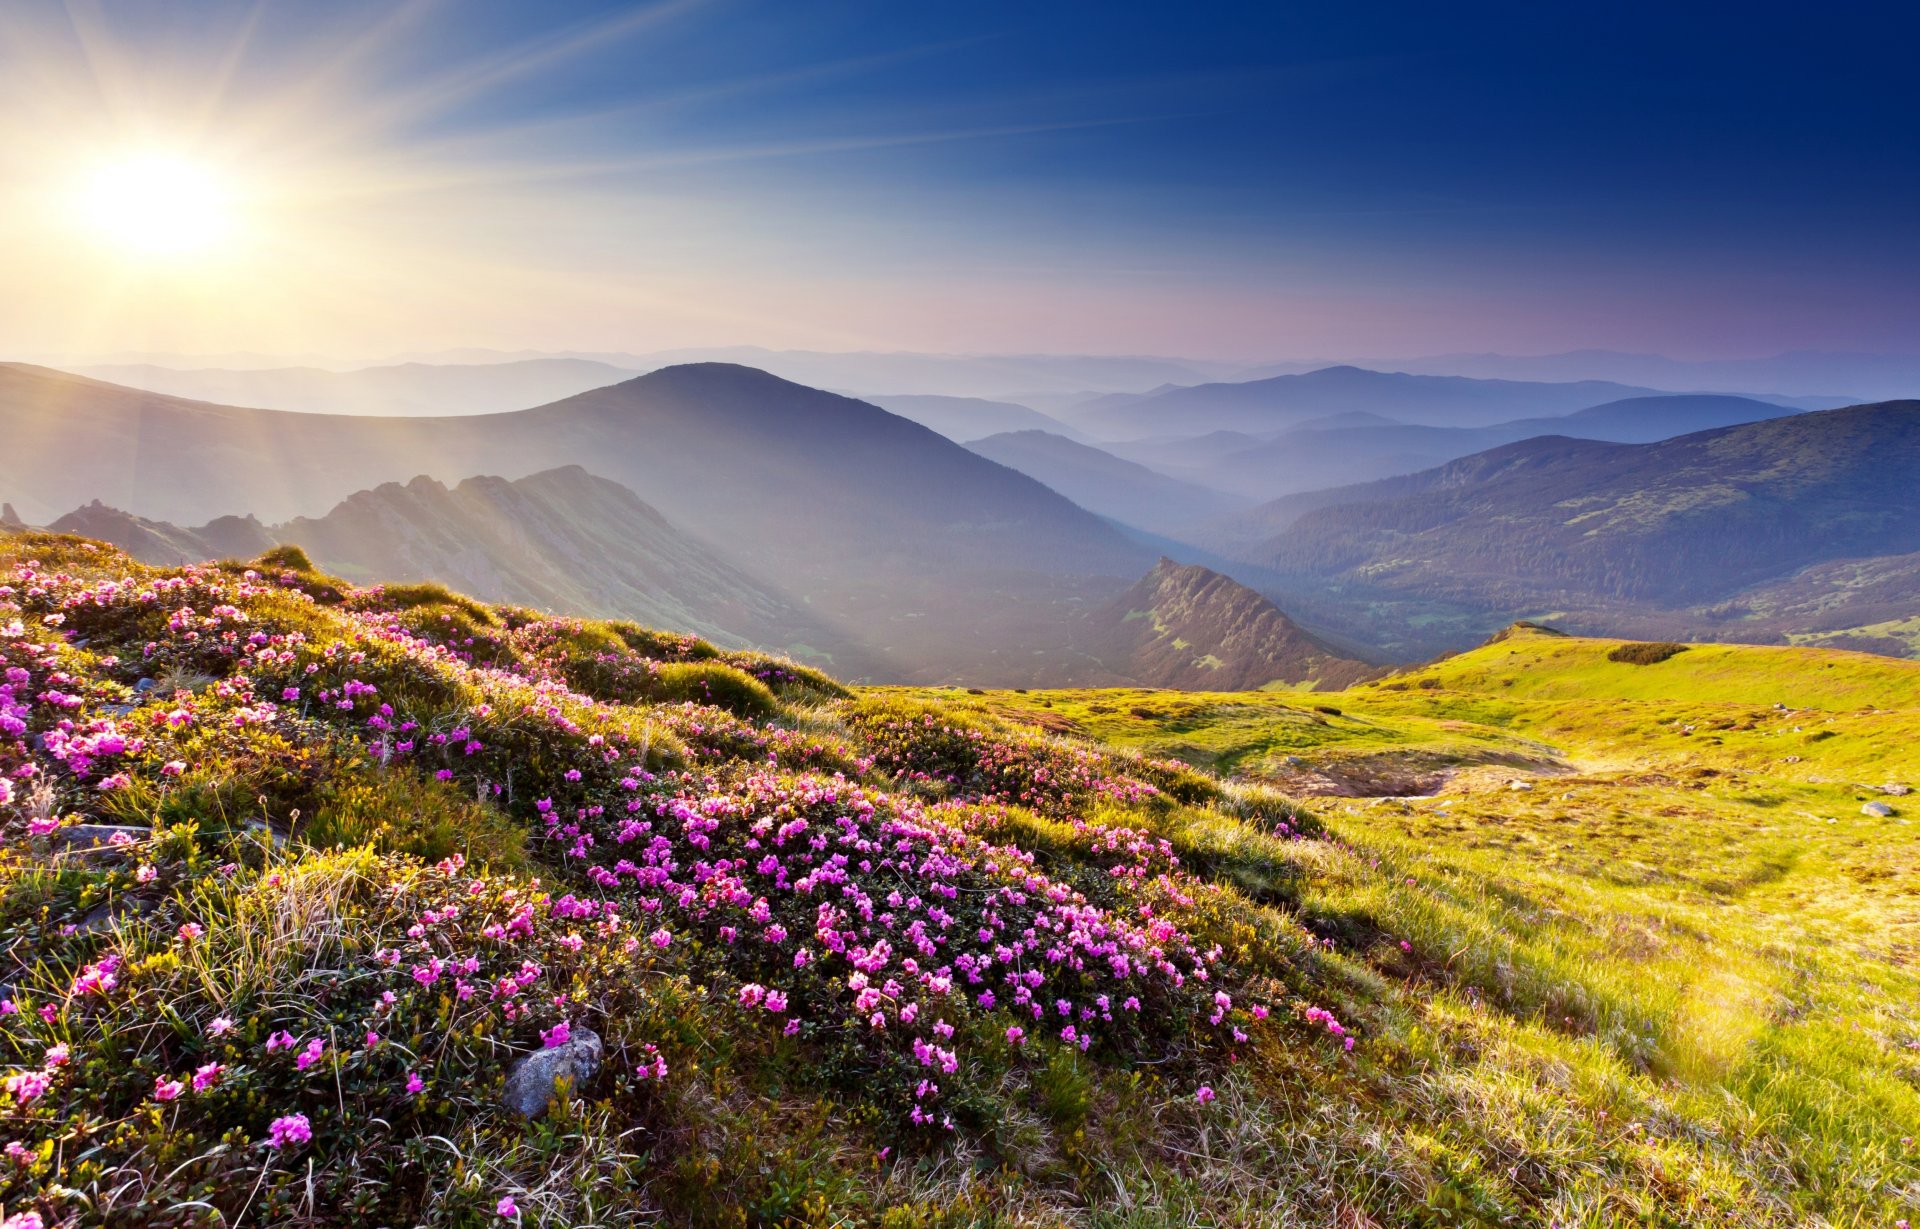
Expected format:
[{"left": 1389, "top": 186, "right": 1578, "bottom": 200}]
[
  {"left": 1861, "top": 801, "right": 1895, "bottom": 818},
  {"left": 1882, "top": 783, "right": 1912, "bottom": 797},
  {"left": 502, "top": 1026, "right": 603, "bottom": 1118}
]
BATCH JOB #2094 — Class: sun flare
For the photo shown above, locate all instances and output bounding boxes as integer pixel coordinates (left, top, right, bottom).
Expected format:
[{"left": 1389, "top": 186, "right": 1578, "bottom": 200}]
[{"left": 72, "top": 151, "right": 241, "bottom": 259}]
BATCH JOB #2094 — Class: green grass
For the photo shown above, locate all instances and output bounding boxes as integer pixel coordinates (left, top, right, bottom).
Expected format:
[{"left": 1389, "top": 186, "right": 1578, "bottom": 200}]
[{"left": 882, "top": 626, "right": 1920, "bottom": 1225}]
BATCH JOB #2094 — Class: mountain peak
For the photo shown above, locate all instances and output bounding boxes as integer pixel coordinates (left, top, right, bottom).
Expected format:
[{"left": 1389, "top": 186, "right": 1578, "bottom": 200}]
[{"left": 1085, "top": 560, "right": 1376, "bottom": 690}]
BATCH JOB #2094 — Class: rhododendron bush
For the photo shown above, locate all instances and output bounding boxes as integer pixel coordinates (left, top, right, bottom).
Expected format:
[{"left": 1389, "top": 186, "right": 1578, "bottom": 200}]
[{"left": 0, "top": 536, "right": 1345, "bottom": 1226}]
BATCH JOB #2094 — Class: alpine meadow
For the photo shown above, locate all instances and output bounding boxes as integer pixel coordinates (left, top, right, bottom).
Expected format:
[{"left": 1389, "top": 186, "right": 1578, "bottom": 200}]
[{"left": 1, "top": 3, "right": 1916, "bottom": 1227}]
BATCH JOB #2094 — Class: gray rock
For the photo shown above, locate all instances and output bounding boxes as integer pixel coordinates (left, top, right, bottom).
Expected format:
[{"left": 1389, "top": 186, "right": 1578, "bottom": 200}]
[
  {"left": 502, "top": 1027, "right": 603, "bottom": 1118},
  {"left": 1507, "top": 780, "right": 1534, "bottom": 791},
  {"left": 1862, "top": 802, "right": 1895, "bottom": 818},
  {"left": 42, "top": 824, "right": 148, "bottom": 861},
  {"left": 74, "top": 896, "right": 157, "bottom": 935},
  {"left": 1882, "top": 783, "right": 1912, "bottom": 797}
]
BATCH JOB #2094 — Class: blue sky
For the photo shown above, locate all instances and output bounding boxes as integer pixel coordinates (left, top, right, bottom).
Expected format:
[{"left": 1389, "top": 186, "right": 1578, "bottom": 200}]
[{"left": 3, "top": 0, "right": 1916, "bottom": 359}]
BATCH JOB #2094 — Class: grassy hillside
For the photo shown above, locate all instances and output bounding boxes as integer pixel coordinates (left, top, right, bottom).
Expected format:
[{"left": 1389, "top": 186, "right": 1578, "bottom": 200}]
[{"left": 2, "top": 541, "right": 1913, "bottom": 1227}]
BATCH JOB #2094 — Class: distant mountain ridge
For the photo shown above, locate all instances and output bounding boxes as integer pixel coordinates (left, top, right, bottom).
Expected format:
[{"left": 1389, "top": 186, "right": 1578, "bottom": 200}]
[
  {"left": 1071, "top": 365, "right": 1683, "bottom": 439},
  {"left": 1204, "top": 400, "right": 1920, "bottom": 657},
  {"left": 1177, "top": 394, "right": 1798, "bottom": 500},
  {"left": 963, "top": 431, "right": 1248, "bottom": 533}
]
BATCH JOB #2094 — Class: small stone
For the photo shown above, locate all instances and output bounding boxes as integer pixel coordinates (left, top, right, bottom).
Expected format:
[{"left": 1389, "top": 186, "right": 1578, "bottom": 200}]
[
  {"left": 41, "top": 824, "right": 149, "bottom": 861},
  {"left": 1507, "top": 780, "right": 1534, "bottom": 791},
  {"left": 1862, "top": 802, "right": 1895, "bottom": 818},
  {"left": 502, "top": 1027, "right": 603, "bottom": 1118},
  {"left": 1882, "top": 783, "right": 1912, "bottom": 797}
]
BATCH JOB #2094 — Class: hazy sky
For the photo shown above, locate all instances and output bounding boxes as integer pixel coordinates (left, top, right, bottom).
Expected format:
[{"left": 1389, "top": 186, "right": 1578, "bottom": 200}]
[{"left": 2, "top": 0, "right": 1916, "bottom": 363}]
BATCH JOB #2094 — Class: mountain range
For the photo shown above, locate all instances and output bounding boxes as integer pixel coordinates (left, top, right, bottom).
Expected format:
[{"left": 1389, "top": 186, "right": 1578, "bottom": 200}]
[
  {"left": 1066, "top": 365, "right": 1840, "bottom": 442},
  {"left": 1150, "top": 394, "right": 1801, "bottom": 500},
  {"left": 23, "top": 473, "right": 1374, "bottom": 691},
  {"left": 48, "top": 467, "right": 878, "bottom": 670},
  {"left": 7, "top": 356, "right": 1917, "bottom": 677},
  {"left": 0, "top": 360, "right": 1166, "bottom": 681},
  {"left": 1203, "top": 401, "right": 1920, "bottom": 656}
]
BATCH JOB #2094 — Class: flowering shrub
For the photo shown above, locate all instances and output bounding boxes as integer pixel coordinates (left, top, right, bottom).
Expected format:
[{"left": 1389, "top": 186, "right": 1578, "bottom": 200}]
[{"left": 0, "top": 536, "right": 1349, "bottom": 1226}]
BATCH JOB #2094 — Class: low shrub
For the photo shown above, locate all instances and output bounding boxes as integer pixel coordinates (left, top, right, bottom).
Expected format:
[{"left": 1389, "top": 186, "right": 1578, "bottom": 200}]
[{"left": 1608, "top": 641, "right": 1690, "bottom": 665}]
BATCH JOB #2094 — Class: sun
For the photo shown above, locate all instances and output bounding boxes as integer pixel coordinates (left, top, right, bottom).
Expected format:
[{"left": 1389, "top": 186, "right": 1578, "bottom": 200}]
[{"left": 73, "top": 151, "right": 242, "bottom": 259}]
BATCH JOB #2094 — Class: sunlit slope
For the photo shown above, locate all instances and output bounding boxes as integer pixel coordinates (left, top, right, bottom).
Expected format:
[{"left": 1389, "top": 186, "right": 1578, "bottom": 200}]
[{"left": 1399, "top": 622, "right": 1920, "bottom": 710}]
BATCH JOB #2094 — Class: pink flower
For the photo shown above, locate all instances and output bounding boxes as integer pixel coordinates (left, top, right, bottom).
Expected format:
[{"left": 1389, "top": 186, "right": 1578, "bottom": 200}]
[
  {"left": 1195, "top": 1085, "right": 1216, "bottom": 1104},
  {"left": 42, "top": 1044, "right": 68, "bottom": 1067},
  {"left": 192, "top": 1063, "right": 223, "bottom": 1092},
  {"left": 177, "top": 922, "right": 204, "bottom": 941},
  {"left": 4, "top": 1140, "right": 31, "bottom": 1165},
  {"left": 161, "top": 760, "right": 186, "bottom": 777},
  {"left": 153, "top": 1076, "right": 185, "bottom": 1102},
  {"left": 295, "top": 1038, "right": 326, "bottom": 1070},
  {"left": 405, "top": 1072, "right": 425, "bottom": 1094},
  {"left": 541, "top": 1020, "right": 571, "bottom": 1048},
  {"left": 206, "top": 1015, "right": 234, "bottom": 1037},
  {"left": 266, "top": 1113, "right": 312, "bottom": 1149},
  {"left": 3, "top": 1070, "right": 50, "bottom": 1103},
  {"left": 2, "top": 1211, "right": 46, "bottom": 1229},
  {"left": 649, "top": 927, "right": 672, "bottom": 950},
  {"left": 496, "top": 1196, "right": 520, "bottom": 1220}
]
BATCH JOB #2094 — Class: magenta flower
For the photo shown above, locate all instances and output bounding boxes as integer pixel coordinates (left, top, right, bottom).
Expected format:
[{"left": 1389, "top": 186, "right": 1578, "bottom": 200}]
[
  {"left": 192, "top": 1063, "right": 223, "bottom": 1092},
  {"left": 541, "top": 1020, "right": 571, "bottom": 1048},
  {"left": 1195, "top": 1085, "right": 1216, "bottom": 1104},
  {"left": 153, "top": 1076, "right": 185, "bottom": 1102},
  {"left": 266, "top": 1113, "right": 312, "bottom": 1149},
  {"left": 405, "top": 1071, "right": 425, "bottom": 1094},
  {"left": 496, "top": 1196, "right": 520, "bottom": 1219}
]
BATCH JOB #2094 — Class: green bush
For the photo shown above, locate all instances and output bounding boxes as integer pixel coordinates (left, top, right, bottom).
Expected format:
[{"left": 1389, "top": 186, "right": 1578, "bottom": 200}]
[
  {"left": 1608, "top": 641, "right": 1690, "bottom": 665},
  {"left": 645, "top": 660, "right": 780, "bottom": 718}
]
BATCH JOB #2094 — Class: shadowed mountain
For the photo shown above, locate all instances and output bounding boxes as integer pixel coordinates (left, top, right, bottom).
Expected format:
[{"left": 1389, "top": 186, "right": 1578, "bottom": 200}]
[
  {"left": 1071, "top": 365, "right": 1677, "bottom": 438},
  {"left": 1202, "top": 402, "right": 1920, "bottom": 656},
  {"left": 71, "top": 358, "right": 642, "bottom": 417},
  {"left": 48, "top": 502, "right": 276, "bottom": 564},
  {"left": 1071, "top": 559, "right": 1377, "bottom": 690},
  {"left": 1188, "top": 394, "right": 1799, "bottom": 499},
  {"left": 0, "top": 361, "right": 1153, "bottom": 681},
  {"left": 963, "top": 431, "right": 1249, "bottom": 533},
  {"left": 46, "top": 467, "right": 882, "bottom": 673},
  {"left": 853, "top": 394, "right": 1087, "bottom": 443}
]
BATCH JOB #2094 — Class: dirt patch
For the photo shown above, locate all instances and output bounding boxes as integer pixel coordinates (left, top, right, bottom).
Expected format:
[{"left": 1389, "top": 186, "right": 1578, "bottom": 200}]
[{"left": 1252, "top": 748, "right": 1573, "bottom": 798}]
